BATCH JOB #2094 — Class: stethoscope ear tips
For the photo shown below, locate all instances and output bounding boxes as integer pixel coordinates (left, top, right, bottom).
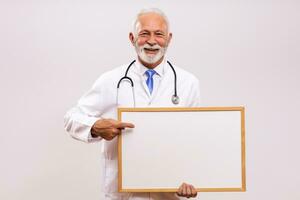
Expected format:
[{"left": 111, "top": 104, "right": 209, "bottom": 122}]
[{"left": 172, "top": 95, "right": 180, "bottom": 105}]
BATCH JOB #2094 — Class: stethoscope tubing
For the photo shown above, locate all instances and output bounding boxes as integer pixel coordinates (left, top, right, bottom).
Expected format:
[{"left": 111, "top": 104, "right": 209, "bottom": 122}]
[
  {"left": 116, "top": 59, "right": 179, "bottom": 106},
  {"left": 117, "top": 60, "right": 136, "bottom": 88}
]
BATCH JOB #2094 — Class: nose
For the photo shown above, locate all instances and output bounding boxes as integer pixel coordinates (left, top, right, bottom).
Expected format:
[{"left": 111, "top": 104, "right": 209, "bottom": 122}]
[{"left": 147, "top": 34, "right": 157, "bottom": 46}]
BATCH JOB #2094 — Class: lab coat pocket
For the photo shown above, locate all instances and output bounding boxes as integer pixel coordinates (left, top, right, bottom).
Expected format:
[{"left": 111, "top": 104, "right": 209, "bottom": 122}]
[{"left": 104, "top": 167, "right": 119, "bottom": 193}]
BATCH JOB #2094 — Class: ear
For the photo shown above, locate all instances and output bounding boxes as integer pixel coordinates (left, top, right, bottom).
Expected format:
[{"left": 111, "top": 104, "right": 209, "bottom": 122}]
[
  {"left": 167, "top": 32, "right": 173, "bottom": 44},
  {"left": 129, "top": 32, "right": 135, "bottom": 46}
]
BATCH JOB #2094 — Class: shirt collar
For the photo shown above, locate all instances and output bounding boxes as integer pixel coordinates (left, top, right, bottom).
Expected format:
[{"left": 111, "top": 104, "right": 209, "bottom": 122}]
[{"left": 135, "top": 58, "right": 166, "bottom": 77}]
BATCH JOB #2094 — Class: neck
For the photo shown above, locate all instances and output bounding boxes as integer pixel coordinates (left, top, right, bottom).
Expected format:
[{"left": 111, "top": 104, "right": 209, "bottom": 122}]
[{"left": 138, "top": 56, "right": 164, "bottom": 69}]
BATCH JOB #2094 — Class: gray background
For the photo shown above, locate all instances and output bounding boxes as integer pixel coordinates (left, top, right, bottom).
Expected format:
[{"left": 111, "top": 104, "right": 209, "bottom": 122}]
[{"left": 1, "top": 0, "right": 299, "bottom": 199}]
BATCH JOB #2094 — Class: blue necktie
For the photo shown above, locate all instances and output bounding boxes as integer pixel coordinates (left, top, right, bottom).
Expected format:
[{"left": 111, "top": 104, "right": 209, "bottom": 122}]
[{"left": 145, "top": 69, "right": 156, "bottom": 94}]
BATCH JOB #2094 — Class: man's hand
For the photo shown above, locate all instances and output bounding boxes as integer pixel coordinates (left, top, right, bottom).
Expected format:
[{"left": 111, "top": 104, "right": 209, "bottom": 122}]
[
  {"left": 91, "top": 119, "right": 134, "bottom": 140},
  {"left": 176, "top": 183, "right": 197, "bottom": 198}
]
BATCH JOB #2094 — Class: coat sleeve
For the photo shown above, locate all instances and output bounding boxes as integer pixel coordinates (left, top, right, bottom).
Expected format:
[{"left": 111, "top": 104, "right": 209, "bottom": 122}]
[{"left": 64, "top": 77, "right": 106, "bottom": 143}]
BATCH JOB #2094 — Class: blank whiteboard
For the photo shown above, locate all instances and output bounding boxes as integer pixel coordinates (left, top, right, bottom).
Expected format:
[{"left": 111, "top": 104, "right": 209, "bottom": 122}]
[{"left": 118, "top": 107, "right": 246, "bottom": 192}]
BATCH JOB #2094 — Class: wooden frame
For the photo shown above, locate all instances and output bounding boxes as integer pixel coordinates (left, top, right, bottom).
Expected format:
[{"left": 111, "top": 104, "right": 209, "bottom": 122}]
[{"left": 118, "top": 107, "right": 246, "bottom": 192}]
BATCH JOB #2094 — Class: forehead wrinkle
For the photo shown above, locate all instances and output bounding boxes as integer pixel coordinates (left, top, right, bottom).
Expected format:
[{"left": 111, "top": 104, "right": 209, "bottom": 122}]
[{"left": 137, "top": 13, "right": 168, "bottom": 34}]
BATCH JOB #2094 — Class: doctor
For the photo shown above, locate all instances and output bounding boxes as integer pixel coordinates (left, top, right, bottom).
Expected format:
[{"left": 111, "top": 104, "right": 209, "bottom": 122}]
[{"left": 64, "top": 8, "right": 200, "bottom": 199}]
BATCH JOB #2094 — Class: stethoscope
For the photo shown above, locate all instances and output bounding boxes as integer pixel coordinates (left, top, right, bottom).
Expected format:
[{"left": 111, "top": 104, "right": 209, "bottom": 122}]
[{"left": 116, "top": 60, "right": 179, "bottom": 107}]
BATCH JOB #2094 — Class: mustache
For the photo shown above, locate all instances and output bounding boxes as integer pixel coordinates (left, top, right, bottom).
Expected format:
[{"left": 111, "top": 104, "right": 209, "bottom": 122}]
[{"left": 142, "top": 44, "right": 162, "bottom": 50}]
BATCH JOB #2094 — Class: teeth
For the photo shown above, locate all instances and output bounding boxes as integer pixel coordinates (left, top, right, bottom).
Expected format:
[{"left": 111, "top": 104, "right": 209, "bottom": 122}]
[{"left": 145, "top": 48, "right": 158, "bottom": 51}]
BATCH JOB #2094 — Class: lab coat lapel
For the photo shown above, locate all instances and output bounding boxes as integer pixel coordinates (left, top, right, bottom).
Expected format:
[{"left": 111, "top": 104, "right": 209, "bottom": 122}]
[
  {"left": 140, "top": 73, "right": 162, "bottom": 103},
  {"left": 134, "top": 59, "right": 165, "bottom": 103},
  {"left": 140, "top": 73, "right": 152, "bottom": 98}
]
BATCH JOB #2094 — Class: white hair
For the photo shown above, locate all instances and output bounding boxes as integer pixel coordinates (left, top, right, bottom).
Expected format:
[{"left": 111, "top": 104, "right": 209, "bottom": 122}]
[{"left": 132, "top": 8, "right": 170, "bottom": 37}]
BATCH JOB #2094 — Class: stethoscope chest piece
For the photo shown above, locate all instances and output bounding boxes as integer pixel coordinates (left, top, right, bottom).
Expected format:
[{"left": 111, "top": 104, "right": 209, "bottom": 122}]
[{"left": 172, "top": 95, "right": 180, "bottom": 105}]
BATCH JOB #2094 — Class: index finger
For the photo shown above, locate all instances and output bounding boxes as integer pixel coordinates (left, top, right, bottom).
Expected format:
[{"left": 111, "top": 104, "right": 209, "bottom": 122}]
[{"left": 116, "top": 122, "right": 135, "bottom": 129}]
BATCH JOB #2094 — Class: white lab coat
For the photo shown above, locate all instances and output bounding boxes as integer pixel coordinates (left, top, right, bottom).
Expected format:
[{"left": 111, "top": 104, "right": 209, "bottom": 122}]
[{"left": 64, "top": 59, "right": 201, "bottom": 200}]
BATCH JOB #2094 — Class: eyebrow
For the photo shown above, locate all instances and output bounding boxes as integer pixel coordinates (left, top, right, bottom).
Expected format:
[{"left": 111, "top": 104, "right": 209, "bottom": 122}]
[{"left": 139, "top": 30, "right": 166, "bottom": 34}]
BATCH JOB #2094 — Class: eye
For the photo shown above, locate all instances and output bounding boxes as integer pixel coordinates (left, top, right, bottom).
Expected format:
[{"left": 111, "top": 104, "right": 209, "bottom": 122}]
[
  {"left": 155, "top": 32, "right": 165, "bottom": 37},
  {"left": 139, "top": 32, "right": 149, "bottom": 37}
]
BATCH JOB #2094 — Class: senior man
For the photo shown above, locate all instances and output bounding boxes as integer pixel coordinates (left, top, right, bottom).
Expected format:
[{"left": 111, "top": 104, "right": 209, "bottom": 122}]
[{"left": 64, "top": 8, "right": 200, "bottom": 199}]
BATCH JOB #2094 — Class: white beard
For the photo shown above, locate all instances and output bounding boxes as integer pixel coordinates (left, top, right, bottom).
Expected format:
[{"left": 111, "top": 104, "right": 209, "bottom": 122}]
[{"left": 134, "top": 43, "right": 167, "bottom": 64}]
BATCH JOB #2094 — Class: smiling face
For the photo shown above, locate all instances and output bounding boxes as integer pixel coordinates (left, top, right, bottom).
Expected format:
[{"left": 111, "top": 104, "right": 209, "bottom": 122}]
[{"left": 129, "top": 12, "right": 172, "bottom": 69}]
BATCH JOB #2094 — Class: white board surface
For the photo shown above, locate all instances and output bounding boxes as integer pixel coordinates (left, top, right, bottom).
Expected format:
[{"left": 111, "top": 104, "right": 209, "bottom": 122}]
[{"left": 118, "top": 107, "right": 246, "bottom": 192}]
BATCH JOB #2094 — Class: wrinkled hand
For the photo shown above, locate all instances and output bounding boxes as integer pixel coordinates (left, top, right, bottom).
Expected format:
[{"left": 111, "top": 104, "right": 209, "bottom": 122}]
[
  {"left": 91, "top": 118, "right": 134, "bottom": 140},
  {"left": 176, "top": 183, "right": 197, "bottom": 198}
]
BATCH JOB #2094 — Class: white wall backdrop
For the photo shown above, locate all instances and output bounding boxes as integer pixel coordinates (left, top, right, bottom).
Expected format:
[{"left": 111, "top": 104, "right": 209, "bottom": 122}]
[{"left": 0, "top": 0, "right": 299, "bottom": 199}]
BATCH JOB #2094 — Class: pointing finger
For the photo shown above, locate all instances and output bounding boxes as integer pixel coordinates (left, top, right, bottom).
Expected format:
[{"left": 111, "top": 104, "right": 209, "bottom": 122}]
[{"left": 116, "top": 122, "right": 135, "bottom": 129}]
